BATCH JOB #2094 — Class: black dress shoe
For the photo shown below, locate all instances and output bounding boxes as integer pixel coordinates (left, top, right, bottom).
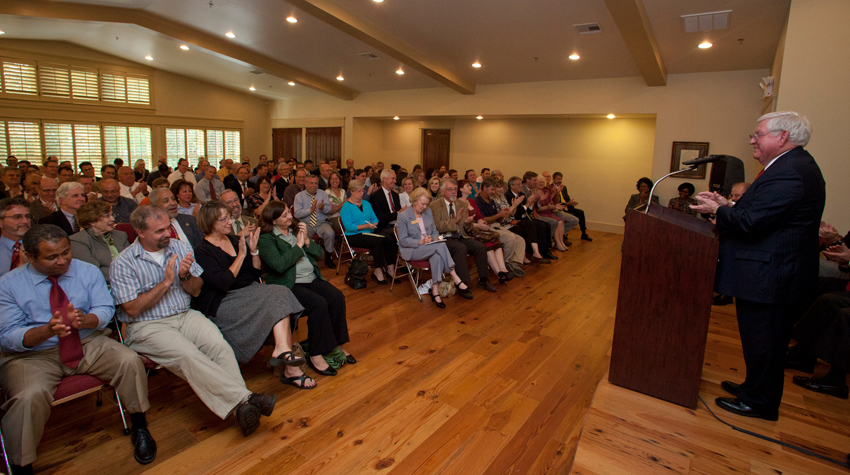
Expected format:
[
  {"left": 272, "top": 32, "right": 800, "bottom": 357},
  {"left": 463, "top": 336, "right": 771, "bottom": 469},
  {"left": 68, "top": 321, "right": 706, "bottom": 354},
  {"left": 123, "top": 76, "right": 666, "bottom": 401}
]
[
  {"left": 307, "top": 357, "right": 338, "bottom": 376},
  {"left": 248, "top": 393, "right": 277, "bottom": 417},
  {"left": 792, "top": 376, "right": 850, "bottom": 399},
  {"left": 581, "top": 233, "right": 593, "bottom": 242},
  {"left": 543, "top": 252, "right": 558, "bottom": 260},
  {"left": 345, "top": 354, "right": 357, "bottom": 364},
  {"left": 712, "top": 294, "right": 734, "bottom": 306},
  {"left": 720, "top": 380, "right": 742, "bottom": 397},
  {"left": 235, "top": 402, "right": 261, "bottom": 436},
  {"left": 131, "top": 425, "right": 157, "bottom": 465},
  {"left": 715, "top": 397, "right": 778, "bottom": 421},
  {"left": 324, "top": 256, "right": 337, "bottom": 269},
  {"left": 371, "top": 273, "right": 388, "bottom": 285},
  {"left": 530, "top": 256, "right": 550, "bottom": 264},
  {"left": 430, "top": 292, "right": 446, "bottom": 308},
  {"left": 457, "top": 285, "right": 474, "bottom": 299},
  {"left": 477, "top": 279, "right": 497, "bottom": 292}
]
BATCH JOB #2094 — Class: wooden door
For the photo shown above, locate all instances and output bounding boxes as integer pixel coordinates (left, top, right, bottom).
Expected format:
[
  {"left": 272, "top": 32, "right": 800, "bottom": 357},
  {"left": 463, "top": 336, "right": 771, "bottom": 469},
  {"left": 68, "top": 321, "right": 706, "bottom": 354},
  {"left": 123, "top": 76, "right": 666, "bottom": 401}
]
[
  {"left": 272, "top": 128, "right": 302, "bottom": 163},
  {"left": 306, "top": 127, "right": 342, "bottom": 163},
  {"left": 422, "top": 129, "right": 450, "bottom": 172}
]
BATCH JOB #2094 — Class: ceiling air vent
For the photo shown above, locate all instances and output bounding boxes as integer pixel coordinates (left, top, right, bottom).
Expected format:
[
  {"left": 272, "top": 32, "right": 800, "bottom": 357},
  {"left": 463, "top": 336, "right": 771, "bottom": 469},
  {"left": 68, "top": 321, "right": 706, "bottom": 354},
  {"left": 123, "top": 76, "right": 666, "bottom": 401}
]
[
  {"left": 681, "top": 10, "right": 731, "bottom": 33},
  {"left": 358, "top": 52, "right": 381, "bottom": 60},
  {"left": 249, "top": 70, "right": 264, "bottom": 75},
  {"left": 573, "top": 22, "right": 602, "bottom": 35}
]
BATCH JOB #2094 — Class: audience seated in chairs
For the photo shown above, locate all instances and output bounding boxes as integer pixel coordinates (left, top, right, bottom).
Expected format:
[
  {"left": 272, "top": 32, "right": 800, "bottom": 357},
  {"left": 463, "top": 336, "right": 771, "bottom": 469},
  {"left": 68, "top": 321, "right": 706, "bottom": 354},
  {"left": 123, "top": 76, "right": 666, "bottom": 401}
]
[
  {"left": 397, "top": 188, "right": 473, "bottom": 308},
  {"left": 221, "top": 190, "right": 258, "bottom": 236},
  {"left": 471, "top": 179, "right": 527, "bottom": 277},
  {"left": 246, "top": 175, "right": 275, "bottom": 219},
  {"left": 505, "top": 177, "right": 555, "bottom": 262},
  {"left": 258, "top": 201, "right": 354, "bottom": 379},
  {"left": 69, "top": 200, "right": 130, "bottom": 285},
  {"left": 624, "top": 177, "right": 659, "bottom": 221},
  {"left": 340, "top": 180, "right": 397, "bottom": 284},
  {"left": 28, "top": 177, "right": 57, "bottom": 223},
  {"left": 171, "top": 179, "right": 199, "bottom": 217},
  {"left": 368, "top": 169, "right": 405, "bottom": 235},
  {"left": 294, "top": 175, "right": 337, "bottom": 269},
  {"left": 465, "top": 190, "right": 515, "bottom": 285},
  {"left": 109, "top": 205, "right": 278, "bottom": 437},
  {"left": 99, "top": 179, "right": 138, "bottom": 224},
  {"left": 668, "top": 182, "right": 699, "bottom": 217},
  {"left": 325, "top": 171, "right": 346, "bottom": 234},
  {"left": 0, "top": 197, "right": 33, "bottom": 278},
  {"left": 147, "top": 187, "right": 203, "bottom": 248},
  {"left": 429, "top": 178, "right": 497, "bottom": 293},
  {"left": 550, "top": 171, "right": 593, "bottom": 242},
  {"left": 530, "top": 173, "right": 576, "bottom": 252},
  {"left": 0, "top": 224, "right": 155, "bottom": 474},
  {"left": 192, "top": 201, "right": 314, "bottom": 389}
]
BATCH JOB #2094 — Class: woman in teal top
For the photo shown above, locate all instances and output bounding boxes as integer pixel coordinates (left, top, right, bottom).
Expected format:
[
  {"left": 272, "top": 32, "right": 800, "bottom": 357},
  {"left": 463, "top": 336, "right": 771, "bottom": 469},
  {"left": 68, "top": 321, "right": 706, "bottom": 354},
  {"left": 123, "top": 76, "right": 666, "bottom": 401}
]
[
  {"left": 258, "top": 201, "right": 354, "bottom": 379},
  {"left": 338, "top": 180, "right": 397, "bottom": 284}
]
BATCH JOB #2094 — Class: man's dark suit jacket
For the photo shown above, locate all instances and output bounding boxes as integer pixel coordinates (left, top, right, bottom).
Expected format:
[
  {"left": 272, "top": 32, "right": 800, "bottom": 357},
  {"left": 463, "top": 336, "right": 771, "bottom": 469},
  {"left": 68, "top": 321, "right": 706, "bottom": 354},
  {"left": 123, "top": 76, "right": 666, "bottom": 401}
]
[
  {"left": 223, "top": 175, "right": 254, "bottom": 206},
  {"left": 505, "top": 190, "right": 532, "bottom": 221},
  {"left": 368, "top": 187, "right": 401, "bottom": 231},
  {"left": 715, "top": 146, "right": 825, "bottom": 304},
  {"left": 39, "top": 211, "right": 75, "bottom": 236},
  {"left": 174, "top": 214, "right": 204, "bottom": 248},
  {"left": 318, "top": 176, "right": 330, "bottom": 191},
  {"left": 273, "top": 177, "right": 290, "bottom": 200}
]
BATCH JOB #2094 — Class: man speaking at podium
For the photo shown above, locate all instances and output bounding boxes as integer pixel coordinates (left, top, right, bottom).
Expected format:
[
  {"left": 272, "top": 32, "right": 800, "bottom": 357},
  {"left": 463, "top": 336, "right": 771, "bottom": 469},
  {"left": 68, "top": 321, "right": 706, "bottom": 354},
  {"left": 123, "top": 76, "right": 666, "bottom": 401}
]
[{"left": 692, "top": 111, "right": 825, "bottom": 421}]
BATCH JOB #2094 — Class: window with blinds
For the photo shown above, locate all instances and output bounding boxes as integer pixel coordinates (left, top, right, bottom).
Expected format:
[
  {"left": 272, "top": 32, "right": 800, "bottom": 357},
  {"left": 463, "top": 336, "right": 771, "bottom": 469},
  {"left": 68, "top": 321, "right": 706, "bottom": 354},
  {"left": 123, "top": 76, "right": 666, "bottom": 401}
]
[
  {"left": 105, "top": 125, "right": 153, "bottom": 170},
  {"left": 1, "top": 55, "right": 150, "bottom": 106},
  {"left": 2, "top": 60, "right": 38, "bottom": 96},
  {"left": 166, "top": 128, "right": 239, "bottom": 168},
  {"left": 4, "top": 121, "right": 42, "bottom": 161},
  {"left": 43, "top": 122, "right": 103, "bottom": 169}
]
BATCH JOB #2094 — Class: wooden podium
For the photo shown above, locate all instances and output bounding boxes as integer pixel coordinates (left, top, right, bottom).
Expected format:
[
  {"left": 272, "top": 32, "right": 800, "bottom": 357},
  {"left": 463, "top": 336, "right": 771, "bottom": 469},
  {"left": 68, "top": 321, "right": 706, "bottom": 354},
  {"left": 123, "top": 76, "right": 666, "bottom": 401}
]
[{"left": 608, "top": 202, "right": 719, "bottom": 409}]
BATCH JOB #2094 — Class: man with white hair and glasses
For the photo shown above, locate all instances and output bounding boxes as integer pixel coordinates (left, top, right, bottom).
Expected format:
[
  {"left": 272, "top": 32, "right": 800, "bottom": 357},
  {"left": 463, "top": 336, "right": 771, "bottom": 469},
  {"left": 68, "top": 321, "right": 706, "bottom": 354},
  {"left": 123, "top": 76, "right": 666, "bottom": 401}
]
[{"left": 692, "top": 111, "right": 826, "bottom": 421}]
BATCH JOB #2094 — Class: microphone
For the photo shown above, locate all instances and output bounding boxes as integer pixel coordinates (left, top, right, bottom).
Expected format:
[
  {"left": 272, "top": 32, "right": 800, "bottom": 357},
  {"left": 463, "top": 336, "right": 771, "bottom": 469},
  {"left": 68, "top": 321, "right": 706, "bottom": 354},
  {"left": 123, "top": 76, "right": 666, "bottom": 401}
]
[{"left": 682, "top": 154, "right": 723, "bottom": 166}]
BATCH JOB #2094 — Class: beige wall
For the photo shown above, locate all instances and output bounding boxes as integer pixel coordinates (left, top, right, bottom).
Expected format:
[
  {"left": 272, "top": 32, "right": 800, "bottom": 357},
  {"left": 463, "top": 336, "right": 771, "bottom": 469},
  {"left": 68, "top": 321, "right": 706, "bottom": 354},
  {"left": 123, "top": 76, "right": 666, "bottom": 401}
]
[
  {"left": 272, "top": 69, "right": 768, "bottom": 232},
  {"left": 0, "top": 40, "right": 272, "bottom": 165},
  {"left": 776, "top": 0, "right": 850, "bottom": 233}
]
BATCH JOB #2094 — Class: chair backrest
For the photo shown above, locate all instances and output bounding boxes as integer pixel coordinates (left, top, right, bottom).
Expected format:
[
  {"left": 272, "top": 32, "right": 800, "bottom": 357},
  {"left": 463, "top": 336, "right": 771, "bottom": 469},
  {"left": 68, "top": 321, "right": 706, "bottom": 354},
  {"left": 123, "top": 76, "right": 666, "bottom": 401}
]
[{"left": 114, "top": 223, "right": 137, "bottom": 243}]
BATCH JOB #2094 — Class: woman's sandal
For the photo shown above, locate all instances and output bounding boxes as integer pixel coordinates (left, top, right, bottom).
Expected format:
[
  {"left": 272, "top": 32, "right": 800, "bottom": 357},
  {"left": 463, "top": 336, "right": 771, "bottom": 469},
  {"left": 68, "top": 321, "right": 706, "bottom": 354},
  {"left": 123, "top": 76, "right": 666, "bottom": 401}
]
[
  {"left": 270, "top": 351, "right": 305, "bottom": 368},
  {"left": 280, "top": 373, "right": 316, "bottom": 390},
  {"left": 430, "top": 292, "right": 446, "bottom": 309}
]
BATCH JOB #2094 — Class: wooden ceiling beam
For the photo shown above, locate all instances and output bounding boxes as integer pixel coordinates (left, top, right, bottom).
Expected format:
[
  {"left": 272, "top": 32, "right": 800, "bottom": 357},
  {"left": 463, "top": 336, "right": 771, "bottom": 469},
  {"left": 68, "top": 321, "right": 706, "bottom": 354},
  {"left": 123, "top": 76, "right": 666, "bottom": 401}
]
[
  {"left": 602, "top": 0, "right": 667, "bottom": 86},
  {"left": 0, "top": 0, "right": 357, "bottom": 100},
  {"left": 284, "top": 0, "right": 475, "bottom": 95}
]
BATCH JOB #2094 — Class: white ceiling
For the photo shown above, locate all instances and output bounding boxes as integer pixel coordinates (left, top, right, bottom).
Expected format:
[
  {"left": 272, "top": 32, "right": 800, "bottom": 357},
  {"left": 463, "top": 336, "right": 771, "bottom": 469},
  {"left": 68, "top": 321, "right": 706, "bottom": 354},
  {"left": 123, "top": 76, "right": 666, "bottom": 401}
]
[{"left": 0, "top": 0, "right": 790, "bottom": 101}]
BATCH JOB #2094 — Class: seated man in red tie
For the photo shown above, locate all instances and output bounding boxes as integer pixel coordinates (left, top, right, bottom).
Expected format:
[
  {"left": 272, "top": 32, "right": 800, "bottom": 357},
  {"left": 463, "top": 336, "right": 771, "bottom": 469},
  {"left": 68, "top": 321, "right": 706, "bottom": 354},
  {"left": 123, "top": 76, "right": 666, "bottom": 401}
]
[
  {"left": 0, "top": 224, "right": 156, "bottom": 474},
  {"left": 195, "top": 165, "right": 225, "bottom": 204},
  {"left": 0, "top": 197, "right": 32, "bottom": 278}
]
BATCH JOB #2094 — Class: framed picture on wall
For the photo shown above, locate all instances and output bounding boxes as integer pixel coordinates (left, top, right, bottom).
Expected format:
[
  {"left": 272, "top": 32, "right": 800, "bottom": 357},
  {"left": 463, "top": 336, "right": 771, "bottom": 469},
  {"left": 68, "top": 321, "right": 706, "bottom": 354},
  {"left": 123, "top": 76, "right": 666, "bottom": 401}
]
[{"left": 670, "top": 141, "right": 710, "bottom": 179}]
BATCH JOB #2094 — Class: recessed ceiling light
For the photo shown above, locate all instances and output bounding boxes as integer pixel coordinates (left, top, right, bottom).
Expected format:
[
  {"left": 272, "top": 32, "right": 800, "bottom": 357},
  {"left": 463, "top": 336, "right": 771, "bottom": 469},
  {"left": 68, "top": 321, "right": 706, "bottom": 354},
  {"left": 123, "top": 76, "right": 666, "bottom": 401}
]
[
  {"left": 337, "top": 75, "right": 344, "bottom": 81},
  {"left": 607, "top": 114, "right": 616, "bottom": 119},
  {"left": 0, "top": 31, "right": 5, "bottom": 35},
  {"left": 698, "top": 42, "right": 712, "bottom": 49},
  {"left": 179, "top": 45, "right": 189, "bottom": 51},
  {"left": 472, "top": 62, "right": 481, "bottom": 68},
  {"left": 396, "top": 68, "right": 404, "bottom": 75},
  {"left": 569, "top": 54, "right": 580, "bottom": 60},
  {"left": 288, "top": 81, "right": 296, "bottom": 86},
  {"left": 393, "top": 116, "right": 399, "bottom": 120},
  {"left": 476, "top": 115, "right": 483, "bottom": 120},
  {"left": 373, "top": 0, "right": 384, "bottom": 3},
  {"left": 144, "top": 55, "right": 153, "bottom": 61},
  {"left": 225, "top": 32, "right": 236, "bottom": 38},
  {"left": 286, "top": 16, "right": 297, "bottom": 23},
  {"left": 249, "top": 86, "right": 256, "bottom": 91}
]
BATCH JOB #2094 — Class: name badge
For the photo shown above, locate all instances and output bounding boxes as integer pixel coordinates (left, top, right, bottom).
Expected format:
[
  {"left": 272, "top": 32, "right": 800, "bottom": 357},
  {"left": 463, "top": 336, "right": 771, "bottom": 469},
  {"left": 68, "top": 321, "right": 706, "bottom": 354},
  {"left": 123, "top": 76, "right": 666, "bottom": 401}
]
[{"left": 411, "top": 219, "right": 419, "bottom": 224}]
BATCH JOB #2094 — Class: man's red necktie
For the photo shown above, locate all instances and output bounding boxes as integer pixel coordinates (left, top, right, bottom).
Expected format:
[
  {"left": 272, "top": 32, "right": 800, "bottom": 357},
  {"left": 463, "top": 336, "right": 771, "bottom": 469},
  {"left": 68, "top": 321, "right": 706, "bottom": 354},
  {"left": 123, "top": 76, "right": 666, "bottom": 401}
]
[
  {"left": 10, "top": 242, "right": 20, "bottom": 271},
  {"left": 48, "top": 275, "right": 84, "bottom": 368},
  {"left": 210, "top": 181, "right": 217, "bottom": 201},
  {"left": 756, "top": 169, "right": 764, "bottom": 179}
]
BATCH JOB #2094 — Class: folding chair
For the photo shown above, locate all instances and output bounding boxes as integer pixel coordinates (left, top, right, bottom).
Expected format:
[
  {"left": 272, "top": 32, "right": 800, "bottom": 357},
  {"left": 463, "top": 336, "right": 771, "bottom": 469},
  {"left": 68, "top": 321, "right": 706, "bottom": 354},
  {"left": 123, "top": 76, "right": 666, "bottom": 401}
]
[
  {"left": 390, "top": 225, "right": 430, "bottom": 302},
  {"left": 113, "top": 314, "right": 162, "bottom": 373},
  {"left": 0, "top": 401, "right": 9, "bottom": 474},
  {"left": 114, "top": 223, "right": 137, "bottom": 243},
  {"left": 336, "top": 221, "right": 372, "bottom": 275}
]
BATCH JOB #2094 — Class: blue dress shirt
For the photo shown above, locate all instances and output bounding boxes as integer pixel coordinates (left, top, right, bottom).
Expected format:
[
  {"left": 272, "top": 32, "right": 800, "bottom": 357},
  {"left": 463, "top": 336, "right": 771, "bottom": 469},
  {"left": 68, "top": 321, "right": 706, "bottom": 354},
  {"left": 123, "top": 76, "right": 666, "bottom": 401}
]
[{"left": 0, "top": 259, "right": 115, "bottom": 352}]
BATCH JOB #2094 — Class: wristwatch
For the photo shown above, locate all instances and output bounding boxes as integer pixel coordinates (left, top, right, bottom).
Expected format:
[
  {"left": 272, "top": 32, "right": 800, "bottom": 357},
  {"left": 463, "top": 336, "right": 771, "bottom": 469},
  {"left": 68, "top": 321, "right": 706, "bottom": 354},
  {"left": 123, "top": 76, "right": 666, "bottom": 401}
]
[{"left": 180, "top": 272, "right": 191, "bottom": 282}]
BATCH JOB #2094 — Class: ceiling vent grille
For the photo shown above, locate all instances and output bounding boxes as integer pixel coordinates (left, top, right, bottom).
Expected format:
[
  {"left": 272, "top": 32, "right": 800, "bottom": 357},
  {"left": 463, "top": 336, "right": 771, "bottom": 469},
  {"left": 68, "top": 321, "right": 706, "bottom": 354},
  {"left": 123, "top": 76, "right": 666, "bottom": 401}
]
[
  {"left": 681, "top": 10, "right": 731, "bottom": 33},
  {"left": 573, "top": 22, "right": 602, "bottom": 34},
  {"left": 249, "top": 70, "right": 264, "bottom": 75},
  {"left": 358, "top": 52, "right": 381, "bottom": 60}
]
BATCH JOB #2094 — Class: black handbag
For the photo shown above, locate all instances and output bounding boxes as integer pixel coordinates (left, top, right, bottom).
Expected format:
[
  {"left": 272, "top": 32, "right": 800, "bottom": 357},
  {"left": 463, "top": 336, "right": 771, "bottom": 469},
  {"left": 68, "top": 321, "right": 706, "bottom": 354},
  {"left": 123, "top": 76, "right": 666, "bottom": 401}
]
[{"left": 344, "top": 258, "right": 369, "bottom": 290}]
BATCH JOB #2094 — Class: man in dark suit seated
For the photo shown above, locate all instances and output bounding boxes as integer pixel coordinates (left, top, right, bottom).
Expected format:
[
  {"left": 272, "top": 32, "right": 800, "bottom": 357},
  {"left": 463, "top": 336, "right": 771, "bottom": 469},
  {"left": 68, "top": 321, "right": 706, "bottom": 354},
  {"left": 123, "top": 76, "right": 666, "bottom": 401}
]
[
  {"left": 39, "top": 182, "right": 86, "bottom": 235},
  {"left": 692, "top": 111, "right": 825, "bottom": 421},
  {"left": 223, "top": 165, "right": 253, "bottom": 209},
  {"left": 147, "top": 187, "right": 203, "bottom": 247},
  {"left": 368, "top": 169, "right": 404, "bottom": 236},
  {"left": 99, "top": 179, "right": 138, "bottom": 223},
  {"left": 283, "top": 169, "right": 307, "bottom": 208},
  {"left": 429, "top": 179, "right": 496, "bottom": 292},
  {"left": 28, "top": 177, "right": 58, "bottom": 223},
  {"left": 272, "top": 161, "right": 292, "bottom": 201},
  {"left": 505, "top": 176, "right": 556, "bottom": 260}
]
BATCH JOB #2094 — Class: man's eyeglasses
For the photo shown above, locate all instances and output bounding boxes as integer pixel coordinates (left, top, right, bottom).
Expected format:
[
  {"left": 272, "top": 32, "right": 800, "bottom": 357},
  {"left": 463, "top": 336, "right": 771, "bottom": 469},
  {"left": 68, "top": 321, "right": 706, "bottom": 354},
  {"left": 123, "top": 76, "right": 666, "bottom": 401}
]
[
  {"left": 749, "top": 131, "right": 776, "bottom": 141},
  {"left": 1, "top": 214, "right": 32, "bottom": 221}
]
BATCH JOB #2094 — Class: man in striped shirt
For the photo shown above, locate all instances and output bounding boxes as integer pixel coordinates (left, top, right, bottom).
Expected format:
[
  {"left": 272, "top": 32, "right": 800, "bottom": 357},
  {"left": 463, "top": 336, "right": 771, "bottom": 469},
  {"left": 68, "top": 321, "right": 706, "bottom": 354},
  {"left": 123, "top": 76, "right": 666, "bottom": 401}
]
[{"left": 109, "top": 205, "right": 277, "bottom": 436}]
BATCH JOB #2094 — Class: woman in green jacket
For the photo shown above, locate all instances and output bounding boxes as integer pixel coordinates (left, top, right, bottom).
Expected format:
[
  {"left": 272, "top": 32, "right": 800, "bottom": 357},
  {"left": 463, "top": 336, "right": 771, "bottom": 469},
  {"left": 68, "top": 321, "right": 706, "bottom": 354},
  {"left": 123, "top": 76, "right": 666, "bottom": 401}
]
[{"left": 257, "top": 201, "right": 355, "bottom": 378}]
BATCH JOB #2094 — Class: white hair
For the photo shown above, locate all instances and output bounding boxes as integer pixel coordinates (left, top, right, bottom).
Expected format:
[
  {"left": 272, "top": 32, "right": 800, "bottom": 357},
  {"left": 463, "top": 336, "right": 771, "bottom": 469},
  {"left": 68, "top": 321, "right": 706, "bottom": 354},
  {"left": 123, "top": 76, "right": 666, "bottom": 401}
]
[
  {"left": 758, "top": 111, "right": 811, "bottom": 147},
  {"left": 56, "top": 181, "right": 83, "bottom": 199}
]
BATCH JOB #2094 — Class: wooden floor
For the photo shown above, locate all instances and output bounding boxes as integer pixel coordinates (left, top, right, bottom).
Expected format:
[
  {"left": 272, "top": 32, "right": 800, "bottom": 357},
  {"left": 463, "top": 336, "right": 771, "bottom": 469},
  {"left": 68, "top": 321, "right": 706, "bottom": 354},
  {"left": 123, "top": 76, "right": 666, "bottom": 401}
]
[
  {"left": 32, "top": 229, "right": 619, "bottom": 475},
  {"left": 571, "top": 303, "right": 850, "bottom": 474}
]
